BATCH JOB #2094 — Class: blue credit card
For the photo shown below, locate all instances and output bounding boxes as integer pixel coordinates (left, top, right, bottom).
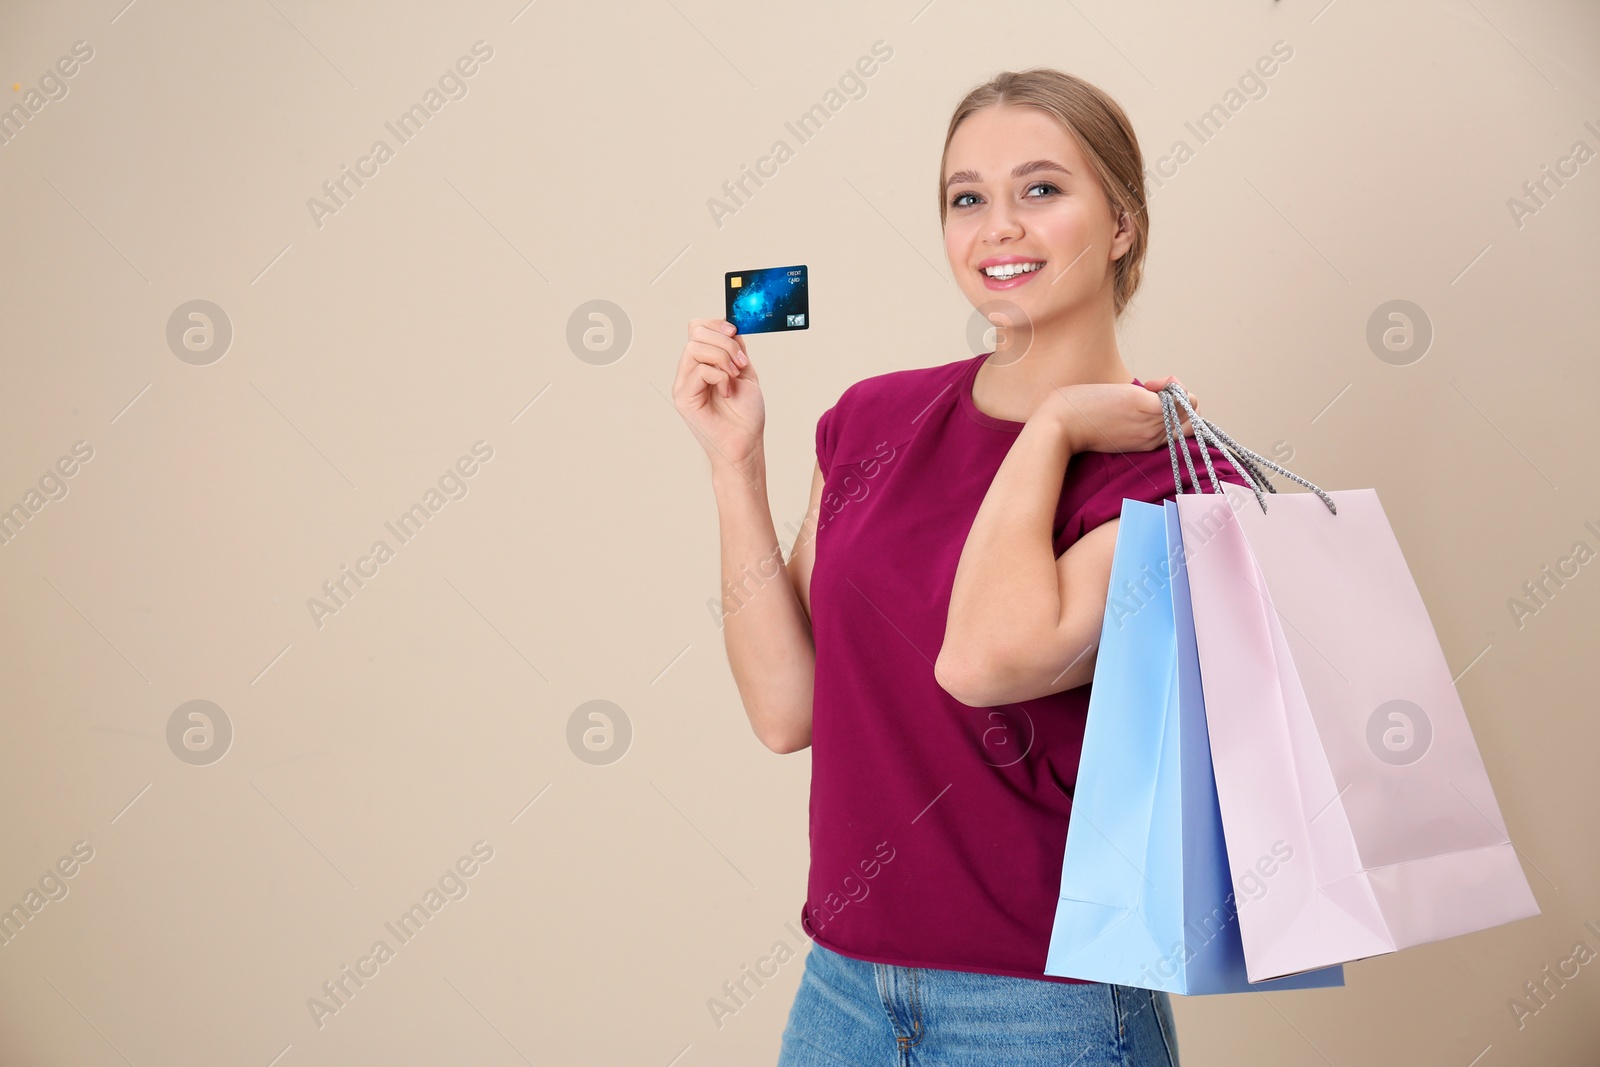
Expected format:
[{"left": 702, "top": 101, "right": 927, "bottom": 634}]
[{"left": 725, "top": 264, "right": 809, "bottom": 334}]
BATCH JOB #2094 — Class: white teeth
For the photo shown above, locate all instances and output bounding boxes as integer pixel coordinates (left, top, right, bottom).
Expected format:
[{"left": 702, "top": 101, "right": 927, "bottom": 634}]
[{"left": 982, "top": 261, "right": 1044, "bottom": 278}]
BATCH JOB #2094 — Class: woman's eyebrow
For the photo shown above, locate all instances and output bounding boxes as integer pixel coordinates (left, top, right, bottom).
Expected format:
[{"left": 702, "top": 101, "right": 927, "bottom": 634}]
[{"left": 944, "top": 159, "right": 1070, "bottom": 191}]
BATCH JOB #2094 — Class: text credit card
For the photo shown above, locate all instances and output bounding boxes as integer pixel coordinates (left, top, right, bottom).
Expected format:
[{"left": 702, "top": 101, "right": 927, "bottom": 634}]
[{"left": 725, "top": 264, "right": 809, "bottom": 334}]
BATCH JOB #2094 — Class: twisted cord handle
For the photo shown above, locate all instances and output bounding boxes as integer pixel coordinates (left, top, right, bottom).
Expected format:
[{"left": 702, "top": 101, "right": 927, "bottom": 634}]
[
  {"left": 1158, "top": 383, "right": 1337, "bottom": 516},
  {"left": 1160, "top": 387, "right": 1254, "bottom": 502},
  {"left": 1160, "top": 389, "right": 1215, "bottom": 495},
  {"left": 1163, "top": 391, "right": 1275, "bottom": 497}
]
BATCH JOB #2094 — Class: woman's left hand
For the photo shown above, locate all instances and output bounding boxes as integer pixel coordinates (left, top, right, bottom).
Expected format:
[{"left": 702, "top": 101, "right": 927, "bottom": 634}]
[
  {"left": 1141, "top": 376, "right": 1200, "bottom": 434},
  {"left": 1036, "top": 376, "right": 1201, "bottom": 455}
]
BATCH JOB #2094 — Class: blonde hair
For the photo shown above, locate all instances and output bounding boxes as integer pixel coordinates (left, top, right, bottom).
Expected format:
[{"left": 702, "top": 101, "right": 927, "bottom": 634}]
[{"left": 939, "top": 68, "right": 1148, "bottom": 318}]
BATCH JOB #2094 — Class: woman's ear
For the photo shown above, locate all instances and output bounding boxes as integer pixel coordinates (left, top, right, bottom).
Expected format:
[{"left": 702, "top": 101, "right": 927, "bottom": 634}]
[{"left": 1109, "top": 208, "right": 1136, "bottom": 259}]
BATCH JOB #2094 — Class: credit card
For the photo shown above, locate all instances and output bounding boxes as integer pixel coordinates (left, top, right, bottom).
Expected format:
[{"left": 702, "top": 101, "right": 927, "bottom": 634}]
[{"left": 724, "top": 264, "right": 809, "bottom": 334}]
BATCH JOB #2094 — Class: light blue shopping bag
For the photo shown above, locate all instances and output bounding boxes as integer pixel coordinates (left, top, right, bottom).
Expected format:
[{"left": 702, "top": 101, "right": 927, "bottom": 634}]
[{"left": 1043, "top": 498, "right": 1345, "bottom": 994}]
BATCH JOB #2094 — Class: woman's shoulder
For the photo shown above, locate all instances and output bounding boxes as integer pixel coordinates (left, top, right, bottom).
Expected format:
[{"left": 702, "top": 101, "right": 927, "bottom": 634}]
[{"left": 817, "top": 355, "right": 977, "bottom": 474}]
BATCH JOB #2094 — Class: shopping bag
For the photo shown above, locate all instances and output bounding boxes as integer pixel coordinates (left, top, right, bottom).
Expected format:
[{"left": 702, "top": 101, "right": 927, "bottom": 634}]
[
  {"left": 1043, "top": 493, "right": 1344, "bottom": 993},
  {"left": 1159, "top": 387, "right": 1541, "bottom": 983}
]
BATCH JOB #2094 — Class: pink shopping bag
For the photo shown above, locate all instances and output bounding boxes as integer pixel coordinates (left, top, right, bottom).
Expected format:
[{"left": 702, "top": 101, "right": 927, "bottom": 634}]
[{"left": 1156, "top": 387, "right": 1540, "bottom": 983}]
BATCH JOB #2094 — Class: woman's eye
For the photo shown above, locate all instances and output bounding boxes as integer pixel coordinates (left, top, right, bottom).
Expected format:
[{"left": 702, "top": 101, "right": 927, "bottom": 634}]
[{"left": 950, "top": 183, "right": 1058, "bottom": 209}]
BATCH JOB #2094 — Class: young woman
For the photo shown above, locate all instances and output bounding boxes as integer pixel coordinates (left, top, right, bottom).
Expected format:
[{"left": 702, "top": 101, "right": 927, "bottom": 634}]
[{"left": 673, "top": 68, "right": 1249, "bottom": 1066}]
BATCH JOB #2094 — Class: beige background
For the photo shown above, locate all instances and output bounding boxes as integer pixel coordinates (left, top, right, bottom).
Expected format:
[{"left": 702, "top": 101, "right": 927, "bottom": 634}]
[{"left": 1, "top": 0, "right": 1596, "bottom": 1063}]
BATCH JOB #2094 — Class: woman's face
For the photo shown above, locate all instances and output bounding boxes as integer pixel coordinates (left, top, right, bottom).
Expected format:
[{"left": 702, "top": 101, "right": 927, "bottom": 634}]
[{"left": 942, "top": 104, "right": 1133, "bottom": 333}]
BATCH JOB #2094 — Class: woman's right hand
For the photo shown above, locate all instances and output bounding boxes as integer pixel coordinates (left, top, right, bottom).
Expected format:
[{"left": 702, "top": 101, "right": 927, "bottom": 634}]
[{"left": 673, "top": 317, "right": 764, "bottom": 472}]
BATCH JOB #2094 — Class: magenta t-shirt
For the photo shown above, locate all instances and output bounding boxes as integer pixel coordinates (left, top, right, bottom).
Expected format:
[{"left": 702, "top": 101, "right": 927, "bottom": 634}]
[{"left": 800, "top": 350, "right": 1250, "bottom": 983}]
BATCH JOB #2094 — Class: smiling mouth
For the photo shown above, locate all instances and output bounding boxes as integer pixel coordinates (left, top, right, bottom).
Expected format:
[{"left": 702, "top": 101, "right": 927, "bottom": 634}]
[{"left": 980, "top": 261, "right": 1046, "bottom": 280}]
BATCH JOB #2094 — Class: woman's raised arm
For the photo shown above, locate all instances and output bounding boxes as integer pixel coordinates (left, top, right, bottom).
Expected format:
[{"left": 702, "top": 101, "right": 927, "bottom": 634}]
[{"left": 674, "top": 317, "right": 818, "bottom": 753}]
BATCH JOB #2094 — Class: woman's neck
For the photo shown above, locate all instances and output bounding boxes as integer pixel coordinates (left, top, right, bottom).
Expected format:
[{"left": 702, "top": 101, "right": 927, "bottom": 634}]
[{"left": 977, "top": 316, "right": 1135, "bottom": 422}]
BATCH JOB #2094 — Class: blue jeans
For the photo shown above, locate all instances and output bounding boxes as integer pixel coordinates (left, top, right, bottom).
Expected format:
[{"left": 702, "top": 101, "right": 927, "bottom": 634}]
[{"left": 777, "top": 941, "right": 1181, "bottom": 1066}]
